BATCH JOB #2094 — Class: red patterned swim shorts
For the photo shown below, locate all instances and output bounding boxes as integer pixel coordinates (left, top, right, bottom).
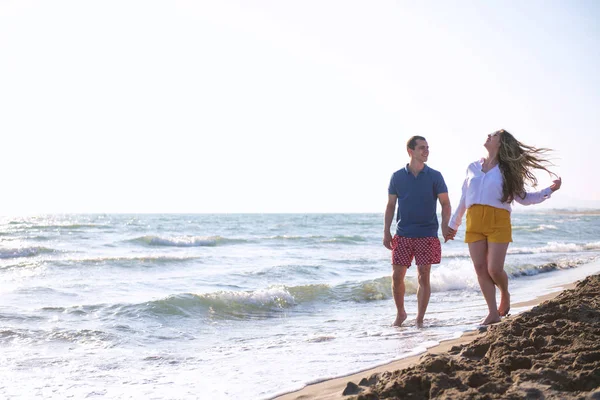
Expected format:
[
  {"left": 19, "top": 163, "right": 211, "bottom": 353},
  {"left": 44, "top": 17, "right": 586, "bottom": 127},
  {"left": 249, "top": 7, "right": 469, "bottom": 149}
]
[{"left": 391, "top": 235, "right": 441, "bottom": 267}]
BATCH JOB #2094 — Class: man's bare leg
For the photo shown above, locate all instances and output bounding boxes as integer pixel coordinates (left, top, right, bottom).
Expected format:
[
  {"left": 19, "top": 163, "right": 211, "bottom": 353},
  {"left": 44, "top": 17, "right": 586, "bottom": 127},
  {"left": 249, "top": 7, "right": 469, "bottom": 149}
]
[
  {"left": 415, "top": 264, "right": 431, "bottom": 327},
  {"left": 392, "top": 265, "right": 408, "bottom": 326}
]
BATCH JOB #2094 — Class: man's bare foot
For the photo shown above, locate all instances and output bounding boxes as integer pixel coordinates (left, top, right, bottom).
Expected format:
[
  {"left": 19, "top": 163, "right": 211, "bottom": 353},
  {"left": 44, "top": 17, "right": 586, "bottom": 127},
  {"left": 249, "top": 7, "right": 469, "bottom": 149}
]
[
  {"left": 393, "top": 311, "right": 407, "bottom": 326},
  {"left": 415, "top": 319, "right": 424, "bottom": 328},
  {"left": 481, "top": 312, "right": 501, "bottom": 326},
  {"left": 498, "top": 291, "right": 511, "bottom": 316}
]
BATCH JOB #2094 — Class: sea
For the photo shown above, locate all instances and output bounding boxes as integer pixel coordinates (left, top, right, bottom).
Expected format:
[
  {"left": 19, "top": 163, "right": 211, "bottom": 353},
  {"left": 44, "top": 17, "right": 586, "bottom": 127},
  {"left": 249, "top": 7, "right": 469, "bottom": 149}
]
[{"left": 1, "top": 211, "right": 600, "bottom": 399}]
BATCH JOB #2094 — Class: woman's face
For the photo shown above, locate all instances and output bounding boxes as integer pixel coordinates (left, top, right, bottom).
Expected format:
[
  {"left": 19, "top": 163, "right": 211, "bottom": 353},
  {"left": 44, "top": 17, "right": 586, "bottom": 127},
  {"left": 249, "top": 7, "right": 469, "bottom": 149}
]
[{"left": 484, "top": 130, "right": 502, "bottom": 151}]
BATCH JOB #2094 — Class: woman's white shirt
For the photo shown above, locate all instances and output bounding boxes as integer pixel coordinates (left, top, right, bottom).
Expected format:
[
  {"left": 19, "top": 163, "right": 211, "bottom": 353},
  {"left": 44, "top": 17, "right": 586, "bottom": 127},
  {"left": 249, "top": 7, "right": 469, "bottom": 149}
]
[{"left": 449, "top": 159, "right": 553, "bottom": 230}]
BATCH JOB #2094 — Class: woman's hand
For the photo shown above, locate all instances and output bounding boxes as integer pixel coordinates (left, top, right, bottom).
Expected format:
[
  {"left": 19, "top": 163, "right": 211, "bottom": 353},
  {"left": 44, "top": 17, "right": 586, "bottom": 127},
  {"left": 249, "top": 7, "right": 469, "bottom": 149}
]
[
  {"left": 444, "top": 227, "right": 457, "bottom": 243},
  {"left": 550, "top": 177, "right": 562, "bottom": 192}
]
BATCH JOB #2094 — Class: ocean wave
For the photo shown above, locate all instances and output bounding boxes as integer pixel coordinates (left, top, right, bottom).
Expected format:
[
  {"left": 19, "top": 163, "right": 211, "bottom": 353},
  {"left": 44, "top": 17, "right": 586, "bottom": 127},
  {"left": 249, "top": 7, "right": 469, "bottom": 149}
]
[
  {"left": 248, "top": 264, "right": 325, "bottom": 278},
  {"left": 129, "top": 235, "right": 248, "bottom": 247},
  {"left": 583, "top": 241, "right": 600, "bottom": 250},
  {"left": 0, "top": 312, "right": 45, "bottom": 322},
  {"left": 430, "top": 261, "right": 480, "bottom": 291},
  {"left": 505, "top": 259, "right": 587, "bottom": 277},
  {"left": 58, "top": 255, "right": 202, "bottom": 266},
  {"left": 510, "top": 241, "right": 600, "bottom": 254},
  {"left": 444, "top": 241, "right": 600, "bottom": 258},
  {"left": 443, "top": 241, "right": 600, "bottom": 258},
  {"left": 121, "top": 280, "right": 399, "bottom": 320},
  {"left": 129, "top": 232, "right": 369, "bottom": 248},
  {"left": 92, "top": 279, "right": 415, "bottom": 321},
  {"left": 41, "top": 304, "right": 105, "bottom": 317},
  {"left": 540, "top": 208, "right": 600, "bottom": 215},
  {"left": 321, "top": 235, "right": 367, "bottom": 244},
  {"left": 0, "top": 246, "right": 56, "bottom": 259},
  {"left": 0, "top": 327, "right": 115, "bottom": 347},
  {"left": 513, "top": 224, "right": 558, "bottom": 232},
  {"left": 35, "top": 223, "right": 110, "bottom": 230},
  {"left": 268, "top": 235, "right": 326, "bottom": 241},
  {"left": 422, "top": 258, "right": 595, "bottom": 292},
  {"left": 437, "top": 255, "right": 595, "bottom": 282},
  {"left": 47, "top": 328, "right": 115, "bottom": 346},
  {"left": 267, "top": 235, "right": 367, "bottom": 244},
  {"left": 136, "top": 287, "right": 298, "bottom": 319},
  {"left": 306, "top": 335, "right": 336, "bottom": 343},
  {"left": 2, "top": 254, "right": 202, "bottom": 271},
  {"left": 31, "top": 257, "right": 596, "bottom": 322},
  {"left": 441, "top": 250, "right": 471, "bottom": 258},
  {"left": 5, "top": 221, "right": 109, "bottom": 230},
  {"left": 347, "top": 276, "right": 395, "bottom": 301}
]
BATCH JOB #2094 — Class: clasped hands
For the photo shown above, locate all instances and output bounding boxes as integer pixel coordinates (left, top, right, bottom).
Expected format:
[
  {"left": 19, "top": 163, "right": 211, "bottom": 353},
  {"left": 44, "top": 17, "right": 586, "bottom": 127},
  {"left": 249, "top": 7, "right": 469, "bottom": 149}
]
[
  {"left": 383, "top": 227, "right": 456, "bottom": 246},
  {"left": 443, "top": 226, "right": 456, "bottom": 243}
]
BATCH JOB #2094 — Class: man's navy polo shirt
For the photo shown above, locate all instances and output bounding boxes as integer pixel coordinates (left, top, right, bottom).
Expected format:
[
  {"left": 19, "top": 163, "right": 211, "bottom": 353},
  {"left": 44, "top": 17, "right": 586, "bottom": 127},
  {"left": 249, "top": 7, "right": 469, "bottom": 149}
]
[{"left": 388, "top": 164, "right": 448, "bottom": 238}]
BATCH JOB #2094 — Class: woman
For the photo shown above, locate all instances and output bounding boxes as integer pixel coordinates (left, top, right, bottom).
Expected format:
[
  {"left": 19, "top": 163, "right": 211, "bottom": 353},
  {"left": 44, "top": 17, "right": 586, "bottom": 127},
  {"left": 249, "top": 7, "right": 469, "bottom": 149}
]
[{"left": 447, "top": 129, "right": 561, "bottom": 325}]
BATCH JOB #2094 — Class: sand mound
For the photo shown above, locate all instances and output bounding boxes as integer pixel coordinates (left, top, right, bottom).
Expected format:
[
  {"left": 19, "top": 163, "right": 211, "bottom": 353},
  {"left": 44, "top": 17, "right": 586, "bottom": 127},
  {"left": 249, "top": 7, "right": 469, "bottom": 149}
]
[{"left": 345, "top": 275, "right": 600, "bottom": 399}]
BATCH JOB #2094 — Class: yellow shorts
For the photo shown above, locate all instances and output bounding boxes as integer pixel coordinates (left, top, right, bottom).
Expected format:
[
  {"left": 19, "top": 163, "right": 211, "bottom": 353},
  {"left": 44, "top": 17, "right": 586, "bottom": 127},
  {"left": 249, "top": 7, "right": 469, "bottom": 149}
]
[{"left": 465, "top": 204, "right": 512, "bottom": 243}]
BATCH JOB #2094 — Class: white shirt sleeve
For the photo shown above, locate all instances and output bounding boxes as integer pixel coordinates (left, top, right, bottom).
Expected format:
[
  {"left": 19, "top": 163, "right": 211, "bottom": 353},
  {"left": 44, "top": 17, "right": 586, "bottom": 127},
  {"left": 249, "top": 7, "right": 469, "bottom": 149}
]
[
  {"left": 514, "top": 187, "right": 553, "bottom": 205},
  {"left": 449, "top": 176, "right": 468, "bottom": 230}
]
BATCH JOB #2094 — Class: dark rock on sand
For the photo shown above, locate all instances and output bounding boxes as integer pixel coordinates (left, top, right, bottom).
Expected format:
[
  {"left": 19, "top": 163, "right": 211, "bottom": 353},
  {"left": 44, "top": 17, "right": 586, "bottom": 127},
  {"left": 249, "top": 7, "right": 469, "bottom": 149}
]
[
  {"left": 358, "top": 374, "right": 379, "bottom": 387},
  {"left": 343, "top": 382, "right": 363, "bottom": 396},
  {"left": 346, "top": 274, "right": 600, "bottom": 399}
]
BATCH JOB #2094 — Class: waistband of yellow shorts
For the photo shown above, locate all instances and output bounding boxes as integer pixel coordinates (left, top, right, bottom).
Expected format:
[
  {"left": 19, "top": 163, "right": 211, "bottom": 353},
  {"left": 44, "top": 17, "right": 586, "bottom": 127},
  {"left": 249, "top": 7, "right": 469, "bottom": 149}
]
[{"left": 468, "top": 204, "right": 510, "bottom": 216}]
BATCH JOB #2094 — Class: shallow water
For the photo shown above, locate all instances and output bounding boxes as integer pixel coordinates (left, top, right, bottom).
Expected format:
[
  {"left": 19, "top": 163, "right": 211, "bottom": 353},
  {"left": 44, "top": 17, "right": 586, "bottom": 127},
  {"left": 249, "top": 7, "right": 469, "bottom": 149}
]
[{"left": 1, "top": 212, "right": 599, "bottom": 399}]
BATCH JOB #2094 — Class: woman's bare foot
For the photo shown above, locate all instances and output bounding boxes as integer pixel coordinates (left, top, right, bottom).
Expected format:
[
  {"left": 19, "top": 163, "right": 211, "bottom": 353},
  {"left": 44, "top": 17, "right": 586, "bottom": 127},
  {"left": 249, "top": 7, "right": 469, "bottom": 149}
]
[
  {"left": 498, "top": 291, "right": 511, "bottom": 316},
  {"left": 481, "top": 312, "right": 501, "bottom": 326},
  {"left": 393, "top": 311, "right": 407, "bottom": 326},
  {"left": 415, "top": 313, "right": 425, "bottom": 328}
]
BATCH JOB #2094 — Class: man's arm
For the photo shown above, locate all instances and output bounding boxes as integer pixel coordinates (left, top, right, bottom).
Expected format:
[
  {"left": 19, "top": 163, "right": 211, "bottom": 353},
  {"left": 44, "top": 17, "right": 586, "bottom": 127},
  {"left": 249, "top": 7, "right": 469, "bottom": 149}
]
[
  {"left": 438, "top": 192, "right": 452, "bottom": 242},
  {"left": 383, "top": 194, "right": 397, "bottom": 249}
]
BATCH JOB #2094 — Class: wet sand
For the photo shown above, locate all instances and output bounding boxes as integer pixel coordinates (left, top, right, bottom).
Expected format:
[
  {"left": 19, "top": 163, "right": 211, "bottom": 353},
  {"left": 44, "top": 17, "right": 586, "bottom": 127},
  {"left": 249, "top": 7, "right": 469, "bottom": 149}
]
[{"left": 275, "top": 275, "right": 600, "bottom": 399}]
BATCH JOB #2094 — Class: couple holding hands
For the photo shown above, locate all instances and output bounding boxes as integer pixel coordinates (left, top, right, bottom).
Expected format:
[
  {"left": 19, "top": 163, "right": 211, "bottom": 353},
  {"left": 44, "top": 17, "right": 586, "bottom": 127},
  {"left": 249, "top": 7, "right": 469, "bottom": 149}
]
[{"left": 383, "top": 130, "right": 562, "bottom": 326}]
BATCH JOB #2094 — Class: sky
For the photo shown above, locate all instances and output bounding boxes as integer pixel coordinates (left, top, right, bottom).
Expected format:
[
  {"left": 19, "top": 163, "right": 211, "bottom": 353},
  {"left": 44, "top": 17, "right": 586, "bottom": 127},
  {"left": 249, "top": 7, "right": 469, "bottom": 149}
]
[{"left": 1, "top": 0, "right": 599, "bottom": 213}]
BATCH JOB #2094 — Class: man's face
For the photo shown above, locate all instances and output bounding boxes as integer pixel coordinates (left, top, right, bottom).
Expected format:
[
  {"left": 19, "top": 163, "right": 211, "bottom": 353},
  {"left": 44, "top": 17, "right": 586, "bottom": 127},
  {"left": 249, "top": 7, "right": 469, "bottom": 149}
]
[{"left": 409, "top": 139, "right": 429, "bottom": 162}]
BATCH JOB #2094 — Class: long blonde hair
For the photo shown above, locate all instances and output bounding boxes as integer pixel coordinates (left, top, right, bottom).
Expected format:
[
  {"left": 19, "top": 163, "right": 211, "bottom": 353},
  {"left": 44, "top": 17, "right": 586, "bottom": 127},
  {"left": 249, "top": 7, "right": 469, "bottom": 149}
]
[{"left": 496, "top": 130, "right": 557, "bottom": 203}]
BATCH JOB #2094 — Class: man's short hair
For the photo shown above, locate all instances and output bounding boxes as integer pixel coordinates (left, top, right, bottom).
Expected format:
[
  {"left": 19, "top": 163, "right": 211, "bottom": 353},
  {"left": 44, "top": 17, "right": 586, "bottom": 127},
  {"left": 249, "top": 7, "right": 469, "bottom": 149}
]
[{"left": 407, "top": 136, "right": 426, "bottom": 150}]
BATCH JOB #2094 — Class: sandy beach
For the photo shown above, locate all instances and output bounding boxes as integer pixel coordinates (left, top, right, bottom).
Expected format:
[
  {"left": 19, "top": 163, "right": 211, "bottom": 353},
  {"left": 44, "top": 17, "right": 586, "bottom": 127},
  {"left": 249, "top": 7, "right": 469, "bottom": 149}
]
[{"left": 275, "top": 275, "right": 600, "bottom": 399}]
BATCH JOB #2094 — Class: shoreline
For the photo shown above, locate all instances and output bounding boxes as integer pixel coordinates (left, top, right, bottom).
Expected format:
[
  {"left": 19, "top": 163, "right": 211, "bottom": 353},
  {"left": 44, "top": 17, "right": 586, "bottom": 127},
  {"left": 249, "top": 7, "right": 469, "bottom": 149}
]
[{"left": 271, "top": 280, "right": 580, "bottom": 400}]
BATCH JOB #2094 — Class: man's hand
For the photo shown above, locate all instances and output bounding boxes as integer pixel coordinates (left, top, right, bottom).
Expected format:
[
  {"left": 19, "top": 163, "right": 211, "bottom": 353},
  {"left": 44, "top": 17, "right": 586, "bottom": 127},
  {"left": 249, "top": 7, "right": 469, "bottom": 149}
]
[
  {"left": 383, "top": 231, "right": 393, "bottom": 250},
  {"left": 444, "top": 227, "right": 457, "bottom": 243},
  {"left": 550, "top": 177, "right": 562, "bottom": 192}
]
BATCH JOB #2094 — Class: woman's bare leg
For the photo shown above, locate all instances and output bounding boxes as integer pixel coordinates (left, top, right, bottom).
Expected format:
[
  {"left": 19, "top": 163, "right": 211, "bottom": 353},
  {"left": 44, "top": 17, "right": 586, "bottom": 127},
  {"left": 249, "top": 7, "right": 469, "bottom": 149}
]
[
  {"left": 487, "top": 242, "right": 511, "bottom": 316},
  {"left": 468, "top": 240, "right": 501, "bottom": 325}
]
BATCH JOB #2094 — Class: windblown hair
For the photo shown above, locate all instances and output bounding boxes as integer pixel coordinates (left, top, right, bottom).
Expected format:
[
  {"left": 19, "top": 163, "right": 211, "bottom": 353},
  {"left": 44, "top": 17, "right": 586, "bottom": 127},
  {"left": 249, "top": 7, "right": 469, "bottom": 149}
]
[
  {"left": 407, "top": 135, "right": 426, "bottom": 150},
  {"left": 497, "top": 129, "right": 557, "bottom": 203}
]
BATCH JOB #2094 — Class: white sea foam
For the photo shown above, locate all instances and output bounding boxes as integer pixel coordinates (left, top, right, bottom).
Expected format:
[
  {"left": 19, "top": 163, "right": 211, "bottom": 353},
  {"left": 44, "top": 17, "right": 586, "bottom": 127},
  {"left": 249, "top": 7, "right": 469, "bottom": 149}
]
[
  {"left": 132, "top": 235, "right": 246, "bottom": 247},
  {"left": 584, "top": 241, "right": 600, "bottom": 250},
  {"left": 62, "top": 255, "right": 201, "bottom": 264},
  {"left": 534, "top": 224, "right": 558, "bottom": 231},
  {"left": 445, "top": 240, "right": 600, "bottom": 257},
  {"left": 509, "top": 240, "right": 600, "bottom": 254},
  {"left": 514, "top": 224, "right": 558, "bottom": 231},
  {"left": 430, "top": 259, "right": 479, "bottom": 292},
  {"left": 196, "top": 286, "right": 297, "bottom": 310}
]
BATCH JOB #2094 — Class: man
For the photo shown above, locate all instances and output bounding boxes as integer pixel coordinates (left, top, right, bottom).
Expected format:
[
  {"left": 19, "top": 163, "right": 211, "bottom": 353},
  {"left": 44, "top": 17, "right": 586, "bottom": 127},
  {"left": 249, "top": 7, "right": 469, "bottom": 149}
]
[{"left": 383, "top": 136, "right": 451, "bottom": 327}]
